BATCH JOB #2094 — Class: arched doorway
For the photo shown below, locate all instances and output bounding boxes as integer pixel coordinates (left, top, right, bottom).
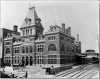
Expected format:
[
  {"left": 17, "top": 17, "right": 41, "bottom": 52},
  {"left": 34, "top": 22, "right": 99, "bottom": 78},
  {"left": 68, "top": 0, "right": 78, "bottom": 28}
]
[
  {"left": 21, "top": 57, "right": 25, "bottom": 66},
  {"left": 26, "top": 56, "right": 29, "bottom": 65},
  {"left": 30, "top": 56, "right": 33, "bottom": 65}
]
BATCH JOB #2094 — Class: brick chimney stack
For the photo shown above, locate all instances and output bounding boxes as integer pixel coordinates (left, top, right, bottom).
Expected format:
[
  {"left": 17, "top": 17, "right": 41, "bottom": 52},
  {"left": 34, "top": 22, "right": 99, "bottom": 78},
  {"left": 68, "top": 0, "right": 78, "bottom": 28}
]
[
  {"left": 62, "top": 23, "right": 65, "bottom": 33},
  {"left": 13, "top": 25, "right": 18, "bottom": 32}
]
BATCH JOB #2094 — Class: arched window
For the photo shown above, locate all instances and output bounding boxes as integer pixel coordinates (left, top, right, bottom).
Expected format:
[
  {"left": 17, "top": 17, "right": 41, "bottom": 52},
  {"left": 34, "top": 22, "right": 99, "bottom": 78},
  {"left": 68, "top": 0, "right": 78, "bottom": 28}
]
[
  {"left": 48, "top": 44, "right": 56, "bottom": 51},
  {"left": 5, "top": 48, "right": 10, "bottom": 54}
]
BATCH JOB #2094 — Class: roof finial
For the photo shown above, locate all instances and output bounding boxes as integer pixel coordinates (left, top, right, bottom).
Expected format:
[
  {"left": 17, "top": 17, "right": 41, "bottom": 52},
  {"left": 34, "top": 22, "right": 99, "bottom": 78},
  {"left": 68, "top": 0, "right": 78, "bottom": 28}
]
[
  {"left": 28, "top": 1, "right": 35, "bottom": 10},
  {"left": 77, "top": 34, "right": 79, "bottom": 41}
]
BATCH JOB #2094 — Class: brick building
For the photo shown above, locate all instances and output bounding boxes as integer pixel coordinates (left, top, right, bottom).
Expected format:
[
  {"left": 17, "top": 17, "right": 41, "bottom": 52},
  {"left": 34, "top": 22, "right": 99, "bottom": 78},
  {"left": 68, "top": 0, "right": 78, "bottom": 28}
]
[
  {"left": 0, "top": 26, "right": 20, "bottom": 66},
  {"left": 3, "top": 7, "right": 81, "bottom": 67}
]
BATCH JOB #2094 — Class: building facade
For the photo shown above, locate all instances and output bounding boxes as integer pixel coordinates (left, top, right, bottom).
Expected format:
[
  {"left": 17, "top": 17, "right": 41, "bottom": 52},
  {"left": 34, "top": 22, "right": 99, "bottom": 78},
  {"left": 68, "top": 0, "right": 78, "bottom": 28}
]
[
  {"left": 3, "top": 7, "right": 81, "bottom": 67},
  {"left": 0, "top": 27, "right": 20, "bottom": 66},
  {"left": 0, "top": 28, "right": 3, "bottom": 66}
]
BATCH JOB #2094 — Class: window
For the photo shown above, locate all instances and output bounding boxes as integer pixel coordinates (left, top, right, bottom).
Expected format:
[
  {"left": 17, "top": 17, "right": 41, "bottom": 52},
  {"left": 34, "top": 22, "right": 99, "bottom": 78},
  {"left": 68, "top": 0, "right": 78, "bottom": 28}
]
[
  {"left": 5, "top": 48, "right": 10, "bottom": 54},
  {"left": 48, "top": 59, "right": 57, "bottom": 64},
  {"left": 17, "top": 57, "right": 19, "bottom": 64},
  {"left": 14, "top": 47, "right": 20, "bottom": 53},
  {"left": 60, "top": 36, "right": 64, "bottom": 40},
  {"left": 30, "top": 29, "right": 32, "bottom": 35},
  {"left": 48, "top": 37, "right": 51, "bottom": 40},
  {"left": 27, "top": 29, "right": 29, "bottom": 35},
  {"left": 26, "top": 29, "right": 28, "bottom": 35},
  {"left": 26, "top": 56, "right": 29, "bottom": 65},
  {"left": 23, "top": 30, "right": 25, "bottom": 36},
  {"left": 66, "top": 46, "right": 72, "bottom": 51},
  {"left": 26, "top": 46, "right": 28, "bottom": 53},
  {"left": 22, "top": 47, "right": 25, "bottom": 53},
  {"left": 30, "top": 56, "right": 33, "bottom": 65},
  {"left": 48, "top": 55, "right": 57, "bottom": 64},
  {"left": 37, "top": 45, "right": 44, "bottom": 52},
  {"left": 17, "top": 47, "right": 19, "bottom": 53},
  {"left": 14, "top": 56, "right": 16, "bottom": 64},
  {"left": 48, "top": 55, "right": 57, "bottom": 58},
  {"left": 30, "top": 46, "right": 33, "bottom": 53},
  {"left": 5, "top": 42, "right": 11, "bottom": 45},
  {"left": 61, "top": 44, "right": 65, "bottom": 51},
  {"left": 48, "top": 36, "right": 56, "bottom": 40},
  {"left": 48, "top": 44, "right": 56, "bottom": 51}
]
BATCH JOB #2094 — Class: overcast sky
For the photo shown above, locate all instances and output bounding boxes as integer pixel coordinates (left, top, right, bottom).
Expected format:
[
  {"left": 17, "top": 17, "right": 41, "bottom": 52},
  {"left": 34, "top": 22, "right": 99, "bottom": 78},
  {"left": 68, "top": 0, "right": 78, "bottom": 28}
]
[{"left": 0, "top": 0, "right": 99, "bottom": 53}]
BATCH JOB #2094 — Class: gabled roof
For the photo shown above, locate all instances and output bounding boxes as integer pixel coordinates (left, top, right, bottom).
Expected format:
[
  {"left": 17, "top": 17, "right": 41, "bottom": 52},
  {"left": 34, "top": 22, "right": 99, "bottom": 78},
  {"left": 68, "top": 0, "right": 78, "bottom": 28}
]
[{"left": 21, "top": 6, "right": 39, "bottom": 28}]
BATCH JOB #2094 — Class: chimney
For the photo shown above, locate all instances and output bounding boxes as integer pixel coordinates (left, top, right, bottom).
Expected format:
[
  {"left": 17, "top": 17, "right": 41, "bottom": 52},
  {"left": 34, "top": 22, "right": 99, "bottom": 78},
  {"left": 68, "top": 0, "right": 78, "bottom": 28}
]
[
  {"left": 66, "top": 27, "right": 71, "bottom": 35},
  {"left": 68, "top": 27, "right": 71, "bottom": 35},
  {"left": 62, "top": 23, "right": 65, "bottom": 33},
  {"left": 13, "top": 25, "right": 18, "bottom": 32}
]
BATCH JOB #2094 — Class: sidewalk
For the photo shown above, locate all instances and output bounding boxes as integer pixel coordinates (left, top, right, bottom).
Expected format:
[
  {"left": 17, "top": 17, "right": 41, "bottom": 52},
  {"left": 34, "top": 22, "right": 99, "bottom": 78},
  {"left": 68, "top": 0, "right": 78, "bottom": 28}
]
[
  {"left": 28, "top": 68, "right": 54, "bottom": 78},
  {"left": 27, "top": 64, "right": 73, "bottom": 78}
]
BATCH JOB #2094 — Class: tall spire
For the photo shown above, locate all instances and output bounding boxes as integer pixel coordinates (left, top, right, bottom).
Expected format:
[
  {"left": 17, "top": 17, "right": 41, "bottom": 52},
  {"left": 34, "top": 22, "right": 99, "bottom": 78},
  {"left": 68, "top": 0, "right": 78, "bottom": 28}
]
[
  {"left": 28, "top": 6, "right": 38, "bottom": 19},
  {"left": 21, "top": 6, "right": 39, "bottom": 27}
]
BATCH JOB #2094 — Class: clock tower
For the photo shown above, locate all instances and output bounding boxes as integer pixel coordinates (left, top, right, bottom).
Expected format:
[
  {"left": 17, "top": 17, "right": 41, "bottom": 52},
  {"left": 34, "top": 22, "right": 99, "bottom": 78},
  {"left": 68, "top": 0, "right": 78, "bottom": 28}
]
[{"left": 20, "top": 6, "right": 44, "bottom": 39}]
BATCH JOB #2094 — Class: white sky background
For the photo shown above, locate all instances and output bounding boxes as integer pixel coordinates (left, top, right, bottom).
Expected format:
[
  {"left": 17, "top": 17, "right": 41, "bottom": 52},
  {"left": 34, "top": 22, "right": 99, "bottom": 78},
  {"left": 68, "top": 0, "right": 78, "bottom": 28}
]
[{"left": 0, "top": 0, "right": 99, "bottom": 53}]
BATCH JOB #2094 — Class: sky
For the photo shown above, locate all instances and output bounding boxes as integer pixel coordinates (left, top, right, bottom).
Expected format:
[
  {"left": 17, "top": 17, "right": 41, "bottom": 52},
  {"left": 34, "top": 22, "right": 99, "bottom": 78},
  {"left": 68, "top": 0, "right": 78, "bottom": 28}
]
[{"left": 0, "top": 0, "right": 99, "bottom": 53}]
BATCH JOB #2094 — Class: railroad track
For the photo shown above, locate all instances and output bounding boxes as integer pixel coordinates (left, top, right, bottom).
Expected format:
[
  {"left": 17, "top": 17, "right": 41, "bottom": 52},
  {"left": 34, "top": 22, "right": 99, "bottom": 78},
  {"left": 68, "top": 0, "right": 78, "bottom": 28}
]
[
  {"left": 55, "top": 64, "right": 95, "bottom": 78},
  {"left": 62, "top": 65, "right": 94, "bottom": 78},
  {"left": 55, "top": 65, "right": 85, "bottom": 77}
]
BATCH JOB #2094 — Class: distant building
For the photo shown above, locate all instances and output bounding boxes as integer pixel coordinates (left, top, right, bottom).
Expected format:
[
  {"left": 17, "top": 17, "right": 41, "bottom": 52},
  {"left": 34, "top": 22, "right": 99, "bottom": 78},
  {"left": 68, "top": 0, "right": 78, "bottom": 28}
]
[
  {"left": 84, "top": 49, "right": 99, "bottom": 58},
  {"left": 81, "top": 49, "right": 99, "bottom": 64},
  {"left": 3, "top": 7, "right": 81, "bottom": 67}
]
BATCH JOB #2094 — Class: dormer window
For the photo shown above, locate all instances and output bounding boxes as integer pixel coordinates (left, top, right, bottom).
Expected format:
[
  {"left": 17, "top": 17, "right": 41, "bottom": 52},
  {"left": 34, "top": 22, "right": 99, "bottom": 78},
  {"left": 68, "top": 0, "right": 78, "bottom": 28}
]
[
  {"left": 25, "top": 17, "right": 31, "bottom": 25},
  {"left": 35, "top": 18, "right": 41, "bottom": 24},
  {"left": 25, "top": 17, "right": 29, "bottom": 24}
]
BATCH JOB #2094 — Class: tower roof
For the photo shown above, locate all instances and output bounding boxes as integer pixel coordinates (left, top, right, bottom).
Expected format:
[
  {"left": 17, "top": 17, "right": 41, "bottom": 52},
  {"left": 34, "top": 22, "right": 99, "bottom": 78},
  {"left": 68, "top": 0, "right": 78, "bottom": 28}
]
[{"left": 21, "top": 6, "right": 39, "bottom": 27}]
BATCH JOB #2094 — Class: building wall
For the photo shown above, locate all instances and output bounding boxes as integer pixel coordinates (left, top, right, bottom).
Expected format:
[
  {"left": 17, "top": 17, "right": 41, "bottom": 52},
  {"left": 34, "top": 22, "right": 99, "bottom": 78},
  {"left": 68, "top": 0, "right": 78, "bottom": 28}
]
[
  {"left": 3, "top": 28, "right": 20, "bottom": 66},
  {"left": 0, "top": 29, "right": 3, "bottom": 66},
  {"left": 0, "top": 28, "right": 3, "bottom": 59},
  {"left": 4, "top": 38, "right": 13, "bottom": 66},
  {"left": 3, "top": 6, "right": 81, "bottom": 67},
  {"left": 59, "top": 33, "right": 75, "bottom": 65},
  {"left": 44, "top": 33, "right": 60, "bottom": 67},
  {"left": 12, "top": 39, "right": 35, "bottom": 66}
]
